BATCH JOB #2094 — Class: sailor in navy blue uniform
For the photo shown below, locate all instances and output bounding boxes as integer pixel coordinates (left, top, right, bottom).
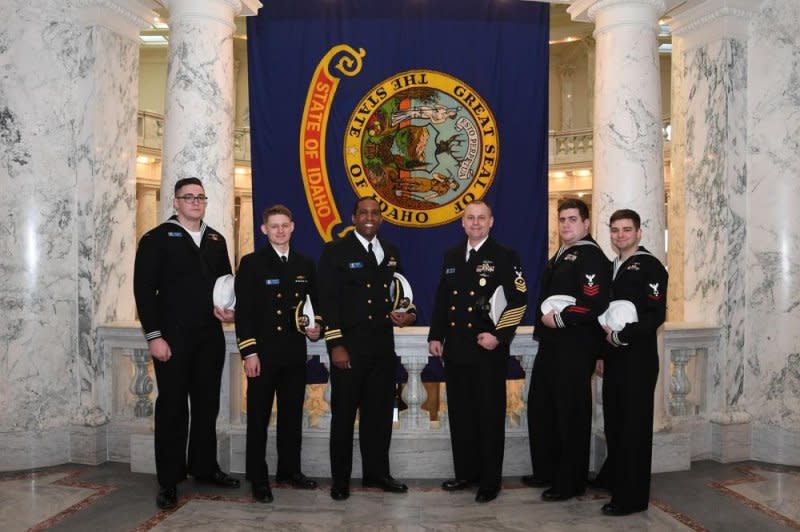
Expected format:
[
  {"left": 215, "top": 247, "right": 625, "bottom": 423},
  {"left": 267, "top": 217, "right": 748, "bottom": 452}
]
[
  {"left": 428, "top": 201, "right": 527, "bottom": 503},
  {"left": 524, "top": 198, "right": 610, "bottom": 501},
  {"left": 594, "top": 209, "right": 668, "bottom": 516},
  {"left": 234, "top": 205, "right": 321, "bottom": 503},
  {"left": 317, "top": 197, "right": 416, "bottom": 501},
  {"left": 133, "top": 177, "right": 239, "bottom": 510}
]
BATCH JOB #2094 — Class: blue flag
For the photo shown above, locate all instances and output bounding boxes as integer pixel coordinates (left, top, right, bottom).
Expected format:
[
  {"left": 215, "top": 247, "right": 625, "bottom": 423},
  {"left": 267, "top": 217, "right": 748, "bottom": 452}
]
[{"left": 247, "top": 0, "right": 549, "bottom": 325}]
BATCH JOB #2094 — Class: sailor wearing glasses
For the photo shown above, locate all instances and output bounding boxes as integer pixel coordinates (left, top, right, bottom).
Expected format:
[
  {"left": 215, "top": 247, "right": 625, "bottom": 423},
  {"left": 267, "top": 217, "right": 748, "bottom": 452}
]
[{"left": 134, "top": 177, "right": 239, "bottom": 510}]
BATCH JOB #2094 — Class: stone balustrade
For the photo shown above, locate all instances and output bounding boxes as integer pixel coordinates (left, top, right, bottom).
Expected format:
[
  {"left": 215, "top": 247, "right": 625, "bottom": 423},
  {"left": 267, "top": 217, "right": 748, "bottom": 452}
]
[{"left": 98, "top": 321, "right": 718, "bottom": 477}]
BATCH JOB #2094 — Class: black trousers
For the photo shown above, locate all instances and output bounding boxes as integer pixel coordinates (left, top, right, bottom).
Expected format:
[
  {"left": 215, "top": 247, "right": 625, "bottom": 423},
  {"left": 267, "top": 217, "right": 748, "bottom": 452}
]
[
  {"left": 597, "top": 347, "right": 659, "bottom": 510},
  {"left": 329, "top": 354, "right": 395, "bottom": 488},
  {"left": 444, "top": 355, "right": 507, "bottom": 491},
  {"left": 527, "top": 337, "right": 596, "bottom": 496},
  {"left": 153, "top": 324, "right": 225, "bottom": 488},
  {"left": 245, "top": 360, "right": 307, "bottom": 484}
]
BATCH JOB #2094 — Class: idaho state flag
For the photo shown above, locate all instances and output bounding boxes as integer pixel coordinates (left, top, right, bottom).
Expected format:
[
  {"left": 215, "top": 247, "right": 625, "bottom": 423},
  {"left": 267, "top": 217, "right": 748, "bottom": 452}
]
[{"left": 247, "top": 1, "right": 549, "bottom": 325}]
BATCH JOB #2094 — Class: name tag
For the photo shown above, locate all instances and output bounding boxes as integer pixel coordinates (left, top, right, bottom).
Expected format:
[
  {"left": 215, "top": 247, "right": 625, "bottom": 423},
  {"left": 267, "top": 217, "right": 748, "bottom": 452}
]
[
  {"left": 265, "top": 279, "right": 280, "bottom": 286},
  {"left": 349, "top": 262, "right": 364, "bottom": 269},
  {"left": 168, "top": 232, "right": 182, "bottom": 238},
  {"left": 445, "top": 267, "right": 456, "bottom": 275}
]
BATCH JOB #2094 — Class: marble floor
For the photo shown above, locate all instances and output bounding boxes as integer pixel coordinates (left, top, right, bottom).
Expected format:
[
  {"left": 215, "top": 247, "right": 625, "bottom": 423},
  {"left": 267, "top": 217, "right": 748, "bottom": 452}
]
[{"left": 1, "top": 461, "right": 798, "bottom": 531}]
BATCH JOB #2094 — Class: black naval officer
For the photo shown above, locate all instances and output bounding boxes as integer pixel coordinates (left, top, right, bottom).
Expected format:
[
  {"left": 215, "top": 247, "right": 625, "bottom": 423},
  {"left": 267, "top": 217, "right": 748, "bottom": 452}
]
[
  {"left": 317, "top": 196, "right": 416, "bottom": 501},
  {"left": 524, "top": 198, "right": 610, "bottom": 501},
  {"left": 594, "top": 209, "right": 667, "bottom": 516},
  {"left": 428, "top": 200, "right": 528, "bottom": 503},
  {"left": 133, "top": 177, "right": 240, "bottom": 510},
  {"left": 235, "top": 205, "right": 321, "bottom": 503}
]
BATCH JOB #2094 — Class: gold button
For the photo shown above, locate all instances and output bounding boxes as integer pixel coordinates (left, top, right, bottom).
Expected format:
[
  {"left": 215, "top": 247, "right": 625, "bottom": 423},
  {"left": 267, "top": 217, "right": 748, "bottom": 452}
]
[
  {"left": 467, "top": 323, "right": 472, "bottom": 328},
  {"left": 467, "top": 306, "right": 473, "bottom": 312},
  {"left": 383, "top": 283, "right": 388, "bottom": 288},
  {"left": 367, "top": 299, "right": 372, "bottom": 304},
  {"left": 277, "top": 310, "right": 282, "bottom": 315},
  {"left": 385, "top": 298, "right": 389, "bottom": 303},
  {"left": 366, "top": 283, "right": 371, "bottom": 288},
  {"left": 450, "top": 322, "right": 455, "bottom": 327},
  {"left": 277, "top": 293, "right": 283, "bottom": 299},
  {"left": 452, "top": 290, "right": 458, "bottom": 295},
  {"left": 469, "top": 290, "right": 475, "bottom": 296},
  {"left": 277, "top": 326, "right": 283, "bottom": 331},
  {"left": 295, "top": 292, "right": 299, "bottom": 297},
  {"left": 450, "top": 305, "right": 456, "bottom": 311},
  {"left": 368, "top": 315, "right": 373, "bottom": 320}
]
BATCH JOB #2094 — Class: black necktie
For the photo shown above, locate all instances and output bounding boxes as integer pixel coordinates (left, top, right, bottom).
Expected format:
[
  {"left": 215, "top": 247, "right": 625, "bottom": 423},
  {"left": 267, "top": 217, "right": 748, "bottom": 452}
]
[
  {"left": 281, "top": 255, "right": 287, "bottom": 264},
  {"left": 468, "top": 248, "right": 476, "bottom": 263},
  {"left": 368, "top": 242, "right": 379, "bottom": 268}
]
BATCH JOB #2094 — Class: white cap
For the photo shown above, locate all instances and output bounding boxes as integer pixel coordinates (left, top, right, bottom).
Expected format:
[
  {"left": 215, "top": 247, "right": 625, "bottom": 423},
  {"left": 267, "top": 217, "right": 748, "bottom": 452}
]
[
  {"left": 213, "top": 274, "right": 236, "bottom": 310},
  {"left": 540, "top": 294, "right": 576, "bottom": 314},
  {"left": 598, "top": 299, "right": 638, "bottom": 331}
]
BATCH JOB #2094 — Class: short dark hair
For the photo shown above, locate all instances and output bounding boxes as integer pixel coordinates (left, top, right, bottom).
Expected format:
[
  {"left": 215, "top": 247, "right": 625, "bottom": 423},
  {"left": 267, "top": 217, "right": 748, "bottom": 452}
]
[
  {"left": 609, "top": 208, "right": 641, "bottom": 229},
  {"left": 352, "top": 195, "right": 380, "bottom": 216},
  {"left": 262, "top": 204, "right": 293, "bottom": 224},
  {"left": 558, "top": 198, "right": 589, "bottom": 220},
  {"left": 464, "top": 199, "right": 492, "bottom": 216},
  {"left": 174, "top": 177, "right": 203, "bottom": 195}
]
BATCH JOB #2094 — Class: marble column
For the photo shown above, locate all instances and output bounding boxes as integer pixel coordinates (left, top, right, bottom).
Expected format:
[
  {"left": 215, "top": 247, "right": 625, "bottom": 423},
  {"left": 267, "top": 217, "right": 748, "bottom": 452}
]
[
  {"left": 569, "top": 0, "right": 670, "bottom": 260},
  {"left": 744, "top": 0, "right": 800, "bottom": 458},
  {"left": 159, "top": 0, "right": 261, "bottom": 252},
  {"left": 559, "top": 64, "right": 577, "bottom": 130},
  {"left": 670, "top": 1, "right": 755, "bottom": 430},
  {"left": 236, "top": 192, "right": 254, "bottom": 266},
  {"left": 136, "top": 184, "right": 159, "bottom": 244},
  {"left": 581, "top": 36, "right": 596, "bottom": 131},
  {"left": 0, "top": 0, "right": 156, "bottom": 470}
]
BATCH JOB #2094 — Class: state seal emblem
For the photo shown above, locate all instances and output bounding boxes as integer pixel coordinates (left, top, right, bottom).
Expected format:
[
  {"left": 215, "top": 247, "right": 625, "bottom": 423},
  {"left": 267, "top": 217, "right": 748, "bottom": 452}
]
[{"left": 343, "top": 70, "right": 499, "bottom": 227}]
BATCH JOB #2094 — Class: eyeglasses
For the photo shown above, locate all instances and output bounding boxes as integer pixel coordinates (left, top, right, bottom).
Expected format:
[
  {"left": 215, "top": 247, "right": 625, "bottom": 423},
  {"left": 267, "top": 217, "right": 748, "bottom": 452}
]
[{"left": 176, "top": 195, "right": 208, "bottom": 204}]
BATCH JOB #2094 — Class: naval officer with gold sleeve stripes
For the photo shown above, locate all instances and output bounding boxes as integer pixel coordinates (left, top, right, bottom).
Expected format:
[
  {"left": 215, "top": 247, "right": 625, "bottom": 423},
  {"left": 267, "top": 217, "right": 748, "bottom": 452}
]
[
  {"left": 234, "top": 205, "right": 321, "bottom": 503},
  {"left": 428, "top": 200, "right": 528, "bottom": 503}
]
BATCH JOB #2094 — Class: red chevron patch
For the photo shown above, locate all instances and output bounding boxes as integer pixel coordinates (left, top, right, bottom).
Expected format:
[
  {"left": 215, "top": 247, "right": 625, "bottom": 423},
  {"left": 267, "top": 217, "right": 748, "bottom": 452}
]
[{"left": 583, "top": 284, "right": 600, "bottom": 297}]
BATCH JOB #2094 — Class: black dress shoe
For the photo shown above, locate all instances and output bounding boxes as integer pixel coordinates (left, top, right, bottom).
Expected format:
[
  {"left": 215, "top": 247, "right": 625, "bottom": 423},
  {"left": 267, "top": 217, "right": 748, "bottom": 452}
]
[
  {"left": 362, "top": 476, "right": 408, "bottom": 493},
  {"left": 330, "top": 486, "right": 350, "bottom": 501},
  {"left": 601, "top": 502, "right": 646, "bottom": 516},
  {"left": 475, "top": 488, "right": 499, "bottom": 503},
  {"left": 252, "top": 482, "right": 273, "bottom": 503},
  {"left": 275, "top": 472, "right": 318, "bottom": 489},
  {"left": 196, "top": 469, "right": 241, "bottom": 488},
  {"left": 156, "top": 486, "right": 177, "bottom": 510},
  {"left": 441, "top": 479, "right": 470, "bottom": 491},
  {"left": 541, "top": 488, "right": 572, "bottom": 502},
  {"left": 521, "top": 475, "right": 550, "bottom": 488}
]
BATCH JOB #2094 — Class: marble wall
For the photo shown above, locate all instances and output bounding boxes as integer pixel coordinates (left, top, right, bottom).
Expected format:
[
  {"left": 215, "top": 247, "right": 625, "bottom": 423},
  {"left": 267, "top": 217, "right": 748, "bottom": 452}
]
[
  {"left": 681, "top": 37, "right": 748, "bottom": 418},
  {"left": 0, "top": 0, "right": 140, "bottom": 467},
  {"left": 745, "top": 0, "right": 800, "bottom": 430}
]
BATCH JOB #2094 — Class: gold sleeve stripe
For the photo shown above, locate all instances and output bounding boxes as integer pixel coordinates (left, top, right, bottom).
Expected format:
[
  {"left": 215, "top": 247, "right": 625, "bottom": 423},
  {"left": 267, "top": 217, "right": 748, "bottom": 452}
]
[
  {"left": 496, "top": 306, "right": 527, "bottom": 329},
  {"left": 238, "top": 338, "right": 257, "bottom": 349},
  {"left": 325, "top": 329, "right": 343, "bottom": 340}
]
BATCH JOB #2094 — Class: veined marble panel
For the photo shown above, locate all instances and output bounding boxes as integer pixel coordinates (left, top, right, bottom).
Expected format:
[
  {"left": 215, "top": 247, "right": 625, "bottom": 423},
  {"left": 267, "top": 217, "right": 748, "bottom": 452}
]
[
  {"left": 0, "top": 1, "right": 84, "bottom": 433},
  {"left": 73, "top": 25, "right": 139, "bottom": 426},
  {"left": 745, "top": 0, "right": 800, "bottom": 429},
  {"left": 681, "top": 38, "right": 747, "bottom": 417}
]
